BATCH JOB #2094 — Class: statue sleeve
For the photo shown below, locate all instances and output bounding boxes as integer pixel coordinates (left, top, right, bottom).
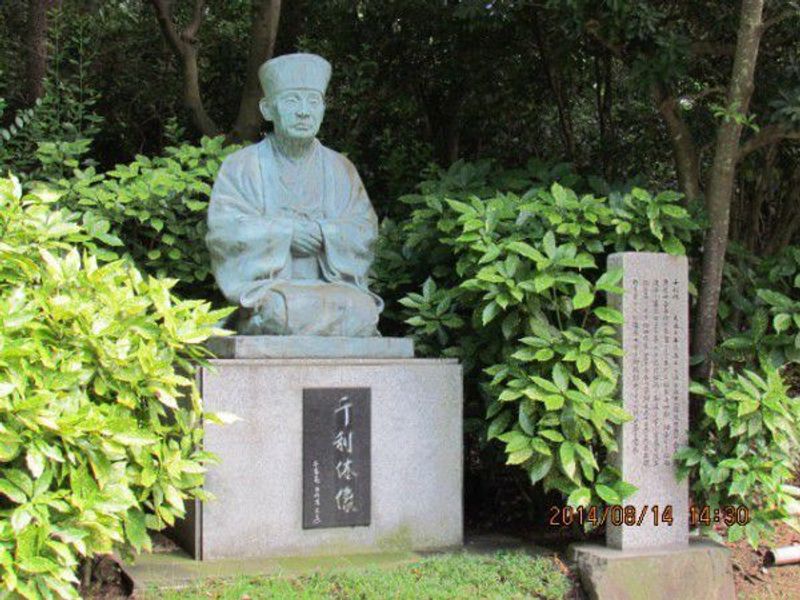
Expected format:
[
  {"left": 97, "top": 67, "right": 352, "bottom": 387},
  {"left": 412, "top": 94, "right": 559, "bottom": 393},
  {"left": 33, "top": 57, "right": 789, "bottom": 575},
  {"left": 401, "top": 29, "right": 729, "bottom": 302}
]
[
  {"left": 317, "top": 161, "right": 378, "bottom": 288},
  {"left": 205, "top": 151, "right": 293, "bottom": 306}
]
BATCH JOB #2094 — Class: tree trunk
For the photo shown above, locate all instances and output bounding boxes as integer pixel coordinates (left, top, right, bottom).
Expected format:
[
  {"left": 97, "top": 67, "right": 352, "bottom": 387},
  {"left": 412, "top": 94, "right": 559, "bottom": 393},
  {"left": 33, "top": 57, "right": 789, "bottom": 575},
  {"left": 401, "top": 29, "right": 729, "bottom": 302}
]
[
  {"left": 653, "top": 84, "right": 702, "bottom": 203},
  {"left": 594, "top": 53, "right": 615, "bottom": 177},
  {"left": 24, "top": 0, "right": 59, "bottom": 103},
  {"left": 149, "top": 0, "right": 221, "bottom": 138},
  {"left": 421, "top": 91, "right": 463, "bottom": 166},
  {"left": 532, "top": 9, "right": 576, "bottom": 161},
  {"left": 182, "top": 45, "right": 220, "bottom": 137},
  {"left": 691, "top": 0, "right": 765, "bottom": 394},
  {"left": 742, "top": 143, "right": 777, "bottom": 251},
  {"left": 230, "top": 0, "right": 282, "bottom": 142}
]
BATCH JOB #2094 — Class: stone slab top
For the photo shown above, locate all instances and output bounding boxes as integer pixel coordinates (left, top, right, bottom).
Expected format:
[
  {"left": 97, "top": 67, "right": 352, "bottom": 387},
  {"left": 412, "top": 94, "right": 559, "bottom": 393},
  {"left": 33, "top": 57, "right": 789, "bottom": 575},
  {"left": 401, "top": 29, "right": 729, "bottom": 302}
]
[
  {"left": 206, "top": 335, "right": 414, "bottom": 359},
  {"left": 568, "top": 537, "right": 727, "bottom": 561},
  {"left": 204, "top": 358, "right": 459, "bottom": 367}
]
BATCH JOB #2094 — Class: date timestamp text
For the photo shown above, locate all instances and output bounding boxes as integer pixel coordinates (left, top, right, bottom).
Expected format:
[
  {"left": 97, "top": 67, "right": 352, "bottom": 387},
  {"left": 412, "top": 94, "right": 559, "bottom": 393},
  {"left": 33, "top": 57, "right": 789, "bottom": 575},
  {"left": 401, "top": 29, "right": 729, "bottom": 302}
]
[{"left": 548, "top": 504, "right": 750, "bottom": 527}]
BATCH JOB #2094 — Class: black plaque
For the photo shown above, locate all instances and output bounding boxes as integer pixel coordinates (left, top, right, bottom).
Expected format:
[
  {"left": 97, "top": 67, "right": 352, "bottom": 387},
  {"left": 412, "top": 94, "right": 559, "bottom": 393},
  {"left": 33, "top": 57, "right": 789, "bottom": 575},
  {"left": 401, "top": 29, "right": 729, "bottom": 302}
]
[{"left": 303, "top": 388, "right": 371, "bottom": 529}]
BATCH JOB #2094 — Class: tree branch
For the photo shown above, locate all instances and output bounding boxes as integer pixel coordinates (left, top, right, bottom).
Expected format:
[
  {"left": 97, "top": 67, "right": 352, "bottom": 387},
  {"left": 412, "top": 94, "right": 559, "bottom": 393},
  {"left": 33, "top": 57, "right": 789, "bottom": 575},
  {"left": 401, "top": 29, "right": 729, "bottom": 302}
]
[
  {"left": 737, "top": 124, "right": 800, "bottom": 162},
  {"left": 148, "top": 0, "right": 220, "bottom": 137},
  {"left": 183, "top": 0, "right": 206, "bottom": 43},
  {"left": 653, "top": 83, "right": 702, "bottom": 202},
  {"left": 230, "top": 0, "right": 283, "bottom": 142},
  {"left": 149, "top": 0, "right": 182, "bottom": 57}
]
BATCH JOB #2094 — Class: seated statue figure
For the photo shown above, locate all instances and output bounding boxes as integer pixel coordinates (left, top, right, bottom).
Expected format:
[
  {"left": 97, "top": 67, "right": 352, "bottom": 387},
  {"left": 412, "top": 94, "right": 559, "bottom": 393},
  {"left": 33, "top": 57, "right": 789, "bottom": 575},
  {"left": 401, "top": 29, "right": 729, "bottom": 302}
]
[{"left": 206, "top": 53, "right": 383, "bottom": 336}]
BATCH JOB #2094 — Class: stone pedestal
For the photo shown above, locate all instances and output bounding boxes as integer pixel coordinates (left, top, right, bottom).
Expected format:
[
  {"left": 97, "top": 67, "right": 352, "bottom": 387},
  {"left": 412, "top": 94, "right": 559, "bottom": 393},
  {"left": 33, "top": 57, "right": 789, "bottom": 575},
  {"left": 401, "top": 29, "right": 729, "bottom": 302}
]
[
  {"left": 607, "top": 253, "right": 689, "bottom": 550},
  {"left": 569, "top": 540, "right": 735, "bottom": 600},
  {"left": 174, "top": 338, "right": 463, "bottom": 560}
]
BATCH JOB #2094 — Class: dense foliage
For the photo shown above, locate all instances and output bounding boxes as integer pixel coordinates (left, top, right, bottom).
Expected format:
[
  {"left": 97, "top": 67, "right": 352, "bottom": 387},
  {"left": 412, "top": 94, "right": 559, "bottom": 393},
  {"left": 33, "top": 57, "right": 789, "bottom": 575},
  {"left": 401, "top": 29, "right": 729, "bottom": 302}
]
[
  {"left": 373, "top": 161, "right": 698, "bottom": 507},
  {"left": 1, "top": 0, "right": 799, "bottom": 566},
  {"left": 677, "top": 363, "right": 800, "bottom": 547},
  {"left": 718, "top": 245, "right": 800, "bottom": 369},
  {"left": 58, "top": 136, "right": 237, "bottom": 301},
  {"left": 0, "top": 176, "right": 231, "bottom": 598}
]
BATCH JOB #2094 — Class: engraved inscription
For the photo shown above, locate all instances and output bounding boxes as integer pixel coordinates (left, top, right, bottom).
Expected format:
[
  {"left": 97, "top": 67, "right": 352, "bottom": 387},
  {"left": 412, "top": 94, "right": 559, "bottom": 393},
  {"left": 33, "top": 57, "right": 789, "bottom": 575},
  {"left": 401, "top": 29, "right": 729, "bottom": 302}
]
[
  {"left": 303, "top": 388, "right": 371, "bottom": 529},
  {"left": 628, "top": 276, "right": 682, "bottom": 467}
]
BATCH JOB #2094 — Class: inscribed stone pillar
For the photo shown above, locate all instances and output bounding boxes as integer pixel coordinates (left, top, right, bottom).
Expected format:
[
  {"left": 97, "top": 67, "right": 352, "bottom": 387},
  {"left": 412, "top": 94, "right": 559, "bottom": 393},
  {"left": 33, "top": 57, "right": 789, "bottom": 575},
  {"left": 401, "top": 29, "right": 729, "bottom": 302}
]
[{"left": 606, "top": 252, "right": 689, "bottom": 550}]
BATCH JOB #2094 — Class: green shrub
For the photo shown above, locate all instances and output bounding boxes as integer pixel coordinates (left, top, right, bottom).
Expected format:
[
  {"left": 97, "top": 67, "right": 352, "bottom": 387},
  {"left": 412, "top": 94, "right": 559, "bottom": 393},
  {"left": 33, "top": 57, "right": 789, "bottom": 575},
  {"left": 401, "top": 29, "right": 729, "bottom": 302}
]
[
  {"left": 377, "top": 159, "right": 699, "bottom": 508},
  {"left": 718, "top": 244, "right": 800, "bottom": 369},
  {"left": 676, "top": 363, "right": 800, "bottom": 547},
  {"left": 0, "top": 11, "right": 103, "bottom": 182},
  {"left": 58, "top": 136, "right": 239, "bottom": 301},
  {"left": 677, "top": 243, "right": 800, "bottom": 548},
  {"left": 0, "top": 175, "right": 232, "bottom": 599}
]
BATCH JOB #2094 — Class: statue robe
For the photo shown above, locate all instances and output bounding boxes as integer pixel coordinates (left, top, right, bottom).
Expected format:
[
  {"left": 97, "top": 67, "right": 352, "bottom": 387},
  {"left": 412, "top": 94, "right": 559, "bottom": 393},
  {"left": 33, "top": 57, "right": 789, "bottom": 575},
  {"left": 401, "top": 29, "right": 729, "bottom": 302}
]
[{"left": 206, "top": 135, "right": 382, "bottom": 336}]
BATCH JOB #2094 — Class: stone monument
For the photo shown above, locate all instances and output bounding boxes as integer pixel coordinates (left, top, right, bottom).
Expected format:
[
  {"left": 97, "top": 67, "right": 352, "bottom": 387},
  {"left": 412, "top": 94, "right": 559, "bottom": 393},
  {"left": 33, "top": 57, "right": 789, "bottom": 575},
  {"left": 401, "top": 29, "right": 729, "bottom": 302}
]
[
  {"left": 605, "top": 252, "right": 689, "bottom": 550},
  {"left": 173, "top": 53, "right": 463, "bottom": 560},
  {"left": 569, "top": 253, "right": 734, "bottom": 600}
]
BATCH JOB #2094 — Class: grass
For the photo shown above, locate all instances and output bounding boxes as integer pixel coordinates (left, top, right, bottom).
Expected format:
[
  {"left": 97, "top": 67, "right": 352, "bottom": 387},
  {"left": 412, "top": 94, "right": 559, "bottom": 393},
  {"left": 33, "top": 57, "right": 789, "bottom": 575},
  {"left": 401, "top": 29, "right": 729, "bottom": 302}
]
[{"left": 152, "top": 550, "right": 572, "bottom": 599}]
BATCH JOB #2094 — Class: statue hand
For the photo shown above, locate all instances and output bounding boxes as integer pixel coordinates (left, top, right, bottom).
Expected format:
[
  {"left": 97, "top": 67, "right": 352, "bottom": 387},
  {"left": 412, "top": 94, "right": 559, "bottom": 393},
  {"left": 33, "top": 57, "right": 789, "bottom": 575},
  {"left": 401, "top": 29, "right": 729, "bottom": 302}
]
[{"left": 291, "top": 220, "right": 323, "bottom": 255}]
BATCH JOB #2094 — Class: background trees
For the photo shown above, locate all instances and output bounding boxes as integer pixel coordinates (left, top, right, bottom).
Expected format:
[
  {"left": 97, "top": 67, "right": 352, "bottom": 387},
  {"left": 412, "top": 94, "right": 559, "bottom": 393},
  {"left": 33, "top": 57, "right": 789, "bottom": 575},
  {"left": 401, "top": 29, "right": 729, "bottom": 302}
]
[{"left": 2, "top": 4, "right": 800, "bottom": 590}]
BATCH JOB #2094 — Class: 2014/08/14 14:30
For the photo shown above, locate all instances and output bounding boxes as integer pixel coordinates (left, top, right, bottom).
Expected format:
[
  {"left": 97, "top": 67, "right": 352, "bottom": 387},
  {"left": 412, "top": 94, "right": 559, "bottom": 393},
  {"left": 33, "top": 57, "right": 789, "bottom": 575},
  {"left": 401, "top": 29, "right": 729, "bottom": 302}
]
[{"left": 548, "top": 504, "right": 751, "bottom": 527}]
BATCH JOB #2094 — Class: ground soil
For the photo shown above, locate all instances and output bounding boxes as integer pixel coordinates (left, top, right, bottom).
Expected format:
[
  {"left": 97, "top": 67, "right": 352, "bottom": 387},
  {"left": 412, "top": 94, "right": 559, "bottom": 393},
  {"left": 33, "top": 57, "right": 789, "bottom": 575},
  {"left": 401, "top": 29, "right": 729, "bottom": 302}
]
[{"left": 728, "top": 521, "right": 800, "bottom": 600}]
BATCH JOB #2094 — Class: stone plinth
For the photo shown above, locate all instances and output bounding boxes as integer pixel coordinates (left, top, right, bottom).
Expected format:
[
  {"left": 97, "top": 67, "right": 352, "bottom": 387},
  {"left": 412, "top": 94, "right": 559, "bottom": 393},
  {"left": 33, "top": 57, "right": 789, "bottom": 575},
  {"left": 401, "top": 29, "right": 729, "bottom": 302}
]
[
  {"left": 606, "top": 253, "right": 689, "bottom": 550},
  {"left": 175, "top": 357, "right": 463, "bottom": 560},
  {"left": 569, "top": 540, "right": 735, "bottom": 600},
  {"left": 206, "top": 335, "right": 414, "bottom": 359}
]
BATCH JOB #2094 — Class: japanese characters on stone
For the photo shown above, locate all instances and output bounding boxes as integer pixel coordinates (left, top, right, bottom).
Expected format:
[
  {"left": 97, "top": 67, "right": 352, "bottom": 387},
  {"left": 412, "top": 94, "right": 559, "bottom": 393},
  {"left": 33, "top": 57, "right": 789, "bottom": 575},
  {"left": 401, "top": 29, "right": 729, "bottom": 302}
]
[{"left": 303, "top": 388, "right": 371, "bottom": 528}]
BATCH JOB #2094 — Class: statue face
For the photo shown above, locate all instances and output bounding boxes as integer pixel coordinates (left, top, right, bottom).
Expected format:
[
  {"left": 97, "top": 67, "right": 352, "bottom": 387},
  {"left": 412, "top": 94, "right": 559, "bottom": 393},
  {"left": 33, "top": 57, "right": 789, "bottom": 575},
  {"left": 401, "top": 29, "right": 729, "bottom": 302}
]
[{"left": 263, "top": 89, "right": 325, "bottom": 140}]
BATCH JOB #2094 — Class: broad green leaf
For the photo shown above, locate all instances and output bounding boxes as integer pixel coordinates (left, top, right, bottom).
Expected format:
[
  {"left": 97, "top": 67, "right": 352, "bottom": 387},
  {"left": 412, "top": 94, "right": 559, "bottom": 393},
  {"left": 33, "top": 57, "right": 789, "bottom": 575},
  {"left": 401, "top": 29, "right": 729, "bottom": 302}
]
[
  {"left": 594, "top": 484, "right": 621, "bottom": 504},
  {"left": 528, "top": 456, "right": 553, "bottom": 485},
  {"left": 531, "top": 438, "right": 552, "bottom": 456},
  {"left": 542, "top": 231, "right": 557, "bottom": 258},
  {"left": 539, "top": 429, "right": 564, "bottom": 443},
  {"left": 0, "top": 480, "right": 26, "bottom": 503},
  {"left": 482, "top": 301, "right": 501, "bottom": 325},
  {"left": 519, "top": 404, "right": 536, "bottom": 436},
  {"left": 567, "top": 487, "right": 592, "bottom": 508},
  {"left": 204, "top": 411, "right": 243, "bottom": 425},
  {"left": 506, "top": 241, "right": 544, "bottom": 262},
  {"left": 613, "top": 481, "right": 638, "bottom": 500},
  {"left": 662, "top": 236, "right": 685, "bottom": 255},
  {"left": 507, "top": 449, "right": 533, "bottom": 465},
  {"left": 552, "top": 363, "right": 569, "bottom": 392},
  {"left": 559, "top": 442, "right": 577, "bottom": 480},
  {"left": 774, "top": 313, "right": 792, "bottom": 333},
  {"left": 572, "top": 289, "right": 594, "bottom": 310},
  {"left": 532, "top": 377, "right": 561, "bottom": 394},
  {"left": 543, "top": 394, "right": 565, "bottom": 410},
  {"left": 487, "top": 410, "right": 513, "bottom": 440},
  {"left": 594, "top": 307, "right": 623, "bottom": 324}
]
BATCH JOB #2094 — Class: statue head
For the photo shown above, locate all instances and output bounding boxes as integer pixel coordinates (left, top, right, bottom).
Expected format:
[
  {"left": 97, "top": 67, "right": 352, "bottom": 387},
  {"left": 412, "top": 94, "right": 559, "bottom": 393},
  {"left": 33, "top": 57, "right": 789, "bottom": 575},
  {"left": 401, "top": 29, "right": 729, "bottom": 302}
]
[{"left": 258, "top": 53, "right": 332, "bottom": 142}]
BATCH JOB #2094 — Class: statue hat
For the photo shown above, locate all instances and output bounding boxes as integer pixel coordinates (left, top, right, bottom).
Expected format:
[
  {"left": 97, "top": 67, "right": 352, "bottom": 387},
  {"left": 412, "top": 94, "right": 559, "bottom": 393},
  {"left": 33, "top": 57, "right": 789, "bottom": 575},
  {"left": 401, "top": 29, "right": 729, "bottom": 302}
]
[{"left": 259, "top": 53, "right": 332, "bottom": 98}]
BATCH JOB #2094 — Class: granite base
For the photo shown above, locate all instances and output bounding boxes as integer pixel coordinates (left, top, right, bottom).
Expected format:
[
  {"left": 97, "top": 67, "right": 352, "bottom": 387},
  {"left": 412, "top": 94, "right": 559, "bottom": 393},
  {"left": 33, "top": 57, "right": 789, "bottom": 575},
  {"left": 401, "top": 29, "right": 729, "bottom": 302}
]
[
  {"left": 569, "top": 539, "right": 735, "bottom": 600},
  {"left": 174, "top": 357, "right": 463, "bottom": 560}
]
